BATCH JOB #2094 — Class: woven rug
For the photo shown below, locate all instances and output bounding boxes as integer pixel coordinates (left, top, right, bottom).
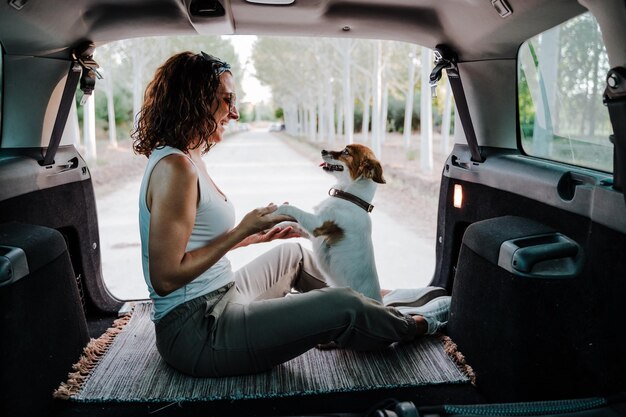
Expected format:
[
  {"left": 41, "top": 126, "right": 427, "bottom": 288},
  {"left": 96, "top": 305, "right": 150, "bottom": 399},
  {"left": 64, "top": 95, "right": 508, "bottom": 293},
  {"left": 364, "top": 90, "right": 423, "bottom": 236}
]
[{"left": 55, "top": 302, "right": 474, "bottom": 403}]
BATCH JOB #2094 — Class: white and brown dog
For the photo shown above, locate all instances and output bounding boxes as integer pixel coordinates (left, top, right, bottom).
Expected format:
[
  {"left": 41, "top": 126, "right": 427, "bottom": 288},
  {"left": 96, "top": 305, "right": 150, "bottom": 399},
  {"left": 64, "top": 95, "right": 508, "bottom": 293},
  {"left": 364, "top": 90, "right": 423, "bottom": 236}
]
[{"left": 276, "top": 144, "right": 385, "bottom": 302}]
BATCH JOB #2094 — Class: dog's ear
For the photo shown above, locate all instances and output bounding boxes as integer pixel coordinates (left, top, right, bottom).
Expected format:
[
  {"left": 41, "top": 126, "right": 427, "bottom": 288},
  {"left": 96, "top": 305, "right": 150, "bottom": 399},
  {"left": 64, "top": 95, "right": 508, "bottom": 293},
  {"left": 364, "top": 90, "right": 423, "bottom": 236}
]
[{"left": 361, "top": 159, "right": 386, "bottom": 184}]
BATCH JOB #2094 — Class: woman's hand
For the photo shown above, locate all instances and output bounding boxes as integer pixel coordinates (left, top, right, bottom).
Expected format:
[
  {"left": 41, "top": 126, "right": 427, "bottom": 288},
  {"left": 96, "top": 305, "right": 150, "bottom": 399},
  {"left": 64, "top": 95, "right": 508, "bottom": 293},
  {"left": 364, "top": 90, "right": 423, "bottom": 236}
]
[
  {"left": 232, "top": 204, "right": 299, "bottom": 249},
  {"left": 235, "top": 224, "right": 302, "bottom": 249},
  {"left": 263, "top": 224, "right": 302, "bottom": 241},
  {"left": 236, "top": 203, "right": 294, "bottom": 236}
]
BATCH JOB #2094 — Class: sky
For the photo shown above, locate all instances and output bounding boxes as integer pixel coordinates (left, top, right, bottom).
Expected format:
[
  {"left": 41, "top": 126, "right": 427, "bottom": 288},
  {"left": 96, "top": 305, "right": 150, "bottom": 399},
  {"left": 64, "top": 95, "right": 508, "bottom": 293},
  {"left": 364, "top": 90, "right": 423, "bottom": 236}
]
[{"left": 224, "top": 35, "right": 272, "bottom": 104}]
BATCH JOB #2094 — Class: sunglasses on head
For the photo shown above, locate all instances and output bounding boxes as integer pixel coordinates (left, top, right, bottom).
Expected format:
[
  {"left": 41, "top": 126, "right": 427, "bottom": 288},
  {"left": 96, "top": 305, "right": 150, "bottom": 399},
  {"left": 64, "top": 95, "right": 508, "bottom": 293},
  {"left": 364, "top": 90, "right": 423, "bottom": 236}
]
[
  {"left": 199, "top": 51, "right": 231, "bottom": 76},
  {"left": 198, "top": 52, "right": 237, "bottom": 112}
]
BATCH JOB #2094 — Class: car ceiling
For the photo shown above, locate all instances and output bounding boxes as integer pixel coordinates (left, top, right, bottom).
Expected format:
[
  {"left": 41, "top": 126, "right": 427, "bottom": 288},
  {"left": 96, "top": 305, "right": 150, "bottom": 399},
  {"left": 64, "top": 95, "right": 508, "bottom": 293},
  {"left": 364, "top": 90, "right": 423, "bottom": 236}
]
[{"left": 0, "top": 0, "right": 585, "bottom": 61}]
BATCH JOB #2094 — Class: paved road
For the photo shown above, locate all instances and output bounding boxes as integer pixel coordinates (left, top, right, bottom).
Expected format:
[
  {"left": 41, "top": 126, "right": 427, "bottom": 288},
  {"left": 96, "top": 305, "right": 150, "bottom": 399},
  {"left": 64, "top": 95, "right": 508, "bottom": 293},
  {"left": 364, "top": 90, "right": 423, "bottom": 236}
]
[{"left": 98, "top": 128, "right": 436, "bottom": 300}]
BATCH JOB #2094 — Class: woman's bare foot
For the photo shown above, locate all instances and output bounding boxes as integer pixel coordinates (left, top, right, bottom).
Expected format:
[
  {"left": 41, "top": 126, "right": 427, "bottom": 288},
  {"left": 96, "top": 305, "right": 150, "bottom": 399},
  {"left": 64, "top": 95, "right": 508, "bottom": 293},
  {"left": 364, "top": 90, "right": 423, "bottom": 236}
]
[{"left": 401, "top": 296, "right": 451, "bottom": 335}]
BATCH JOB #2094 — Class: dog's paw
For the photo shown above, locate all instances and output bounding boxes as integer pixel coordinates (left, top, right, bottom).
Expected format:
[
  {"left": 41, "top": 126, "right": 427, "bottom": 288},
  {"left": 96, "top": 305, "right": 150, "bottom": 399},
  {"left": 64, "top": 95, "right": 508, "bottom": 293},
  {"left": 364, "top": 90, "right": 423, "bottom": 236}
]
[{"left": 275, "top": 204, "right": 292, "bottom": 216}]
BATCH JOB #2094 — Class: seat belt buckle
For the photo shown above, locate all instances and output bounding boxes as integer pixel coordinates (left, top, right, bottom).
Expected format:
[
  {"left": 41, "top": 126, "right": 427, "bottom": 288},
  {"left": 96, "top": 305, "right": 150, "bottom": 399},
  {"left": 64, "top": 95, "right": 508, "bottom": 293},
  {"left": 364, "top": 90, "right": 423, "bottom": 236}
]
[
  {"left": 429, "top": 45, "right": 459, "bottom": 98},
  {"left": 73, "top": 43, "right": 102, "bottom": 105},
  {"left": 604, "top": 67, "right": 626, "bottom": 98},
  {"left": 602, "top": 67, "right": 626, "bottom": 201}
]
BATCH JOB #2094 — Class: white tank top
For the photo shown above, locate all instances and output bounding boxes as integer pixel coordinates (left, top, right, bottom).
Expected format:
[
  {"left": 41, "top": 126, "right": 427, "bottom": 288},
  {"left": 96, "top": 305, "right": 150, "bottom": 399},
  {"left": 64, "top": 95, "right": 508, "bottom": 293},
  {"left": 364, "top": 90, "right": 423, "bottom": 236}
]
[{"left": 138, "top": 146, "right": 236, "bottom": 321}]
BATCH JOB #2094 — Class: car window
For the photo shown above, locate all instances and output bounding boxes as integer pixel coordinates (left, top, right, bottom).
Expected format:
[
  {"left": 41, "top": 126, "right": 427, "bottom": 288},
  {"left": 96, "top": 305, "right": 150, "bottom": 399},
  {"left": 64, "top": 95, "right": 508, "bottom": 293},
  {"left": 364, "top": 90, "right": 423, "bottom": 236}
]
[{"left": 518, "top": 12, "right": 612, "bottom": 172}]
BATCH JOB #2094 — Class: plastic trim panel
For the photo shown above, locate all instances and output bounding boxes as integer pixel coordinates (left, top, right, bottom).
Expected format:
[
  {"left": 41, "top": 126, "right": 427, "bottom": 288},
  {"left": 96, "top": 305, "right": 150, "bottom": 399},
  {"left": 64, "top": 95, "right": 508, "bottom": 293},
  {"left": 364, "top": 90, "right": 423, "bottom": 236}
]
[
  {"left": 444, "top": 144, "right": 626, "bottom": 234},
  {"left": 0, "top": 145, "right": 90, "bottom": 201}
]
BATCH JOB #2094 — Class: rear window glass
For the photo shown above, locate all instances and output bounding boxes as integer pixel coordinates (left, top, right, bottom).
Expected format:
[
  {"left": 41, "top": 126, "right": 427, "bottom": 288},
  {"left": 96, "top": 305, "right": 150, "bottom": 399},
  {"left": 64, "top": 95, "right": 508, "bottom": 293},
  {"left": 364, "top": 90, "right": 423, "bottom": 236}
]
[
  {"left": 518, "top": 12, "right": 612, "bottom": 172},
  {"left": 91, "top": 37, "right": 450, "bottom": 299}
]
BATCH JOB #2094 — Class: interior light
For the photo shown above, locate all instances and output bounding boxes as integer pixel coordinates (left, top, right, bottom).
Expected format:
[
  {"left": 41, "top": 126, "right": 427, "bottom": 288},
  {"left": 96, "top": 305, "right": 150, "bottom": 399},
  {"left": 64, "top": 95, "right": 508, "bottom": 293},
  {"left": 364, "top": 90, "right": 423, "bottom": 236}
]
[
  {"left": 453, "top": 184, "right": 463, "bottom": 208},
  {"left": 245, "top": 0, "right": 295, "bottom": 4}
]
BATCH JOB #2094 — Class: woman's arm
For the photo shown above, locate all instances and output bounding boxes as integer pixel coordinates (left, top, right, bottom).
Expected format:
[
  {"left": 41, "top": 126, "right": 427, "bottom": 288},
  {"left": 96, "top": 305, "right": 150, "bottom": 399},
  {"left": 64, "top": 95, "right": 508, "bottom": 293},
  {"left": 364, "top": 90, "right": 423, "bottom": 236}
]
[{"left": 146, "top": 155, "right": 289, "bottom": 296}]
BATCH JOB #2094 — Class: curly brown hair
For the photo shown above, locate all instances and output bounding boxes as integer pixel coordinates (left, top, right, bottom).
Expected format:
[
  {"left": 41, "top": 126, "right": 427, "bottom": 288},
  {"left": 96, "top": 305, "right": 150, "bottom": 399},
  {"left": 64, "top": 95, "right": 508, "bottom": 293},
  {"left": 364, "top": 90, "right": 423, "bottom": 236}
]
[{"left": 131, "top": 51, "right": 229, "bottom": 156}]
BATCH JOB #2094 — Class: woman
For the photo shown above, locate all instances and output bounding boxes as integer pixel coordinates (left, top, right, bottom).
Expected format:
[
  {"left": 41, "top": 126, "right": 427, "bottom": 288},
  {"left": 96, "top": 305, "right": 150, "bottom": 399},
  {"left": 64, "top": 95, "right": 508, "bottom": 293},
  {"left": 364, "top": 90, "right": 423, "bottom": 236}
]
[{"left": 133, "top": 51, "right": 450, "bottom": 377}]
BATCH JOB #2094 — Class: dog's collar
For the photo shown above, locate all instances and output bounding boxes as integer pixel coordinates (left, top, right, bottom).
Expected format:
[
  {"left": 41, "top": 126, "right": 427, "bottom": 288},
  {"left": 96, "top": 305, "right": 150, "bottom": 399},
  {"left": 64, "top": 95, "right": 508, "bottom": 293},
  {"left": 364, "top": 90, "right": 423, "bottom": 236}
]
[{"left": 328, "top": 188, "right": 374, "bottom": 213}]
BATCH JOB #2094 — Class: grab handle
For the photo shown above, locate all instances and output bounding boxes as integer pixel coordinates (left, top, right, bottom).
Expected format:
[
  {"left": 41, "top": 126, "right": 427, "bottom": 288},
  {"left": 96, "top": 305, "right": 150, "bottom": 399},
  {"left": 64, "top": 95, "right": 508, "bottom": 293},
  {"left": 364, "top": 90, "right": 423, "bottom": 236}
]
[
  {"left": 498, "top": 233, "right": 584, "bottom": 279},
  {"left": 512, "top": 241, "right": 578, "bottom": 273},
  {"left": 0, "top": 245, "right": 30, "bottom": 287}
]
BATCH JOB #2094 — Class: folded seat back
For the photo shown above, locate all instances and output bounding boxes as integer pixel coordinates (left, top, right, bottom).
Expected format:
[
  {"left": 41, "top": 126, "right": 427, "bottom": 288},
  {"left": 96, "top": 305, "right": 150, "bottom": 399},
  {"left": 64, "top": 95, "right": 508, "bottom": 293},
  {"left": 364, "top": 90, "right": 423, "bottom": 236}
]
[{"left": 0, "top": 222, "right": 89, "bottom": 417}]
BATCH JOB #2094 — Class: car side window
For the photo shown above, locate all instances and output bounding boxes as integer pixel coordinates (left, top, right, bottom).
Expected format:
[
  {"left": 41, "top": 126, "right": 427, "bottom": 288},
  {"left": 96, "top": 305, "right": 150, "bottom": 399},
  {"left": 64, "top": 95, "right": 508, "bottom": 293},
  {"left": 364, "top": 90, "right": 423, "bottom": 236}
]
[{"left": 518, "top": 12, "right": 612, "bottom": 172}]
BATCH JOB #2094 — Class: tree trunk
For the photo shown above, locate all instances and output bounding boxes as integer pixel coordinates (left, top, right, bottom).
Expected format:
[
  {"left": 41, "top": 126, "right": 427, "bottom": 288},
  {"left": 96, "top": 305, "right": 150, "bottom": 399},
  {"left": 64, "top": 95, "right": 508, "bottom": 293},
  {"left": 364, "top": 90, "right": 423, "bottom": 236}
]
[
  {"left": 326, "top": 76, "right": 335, "bottom": 144},
  {"left": 380, "top": 81, "right": 389, "bottom": 144},
  {"left": 291, "top": 104, "right": 299, "bottom": 136},
  {"left": 104, "top": 74, "right": 117, "bottom": 148},
  {"left": 132, "top": 47, "right": 145, "bottom": 129},
  {"left": 290, "top": 105, "right": 298, "bottom": 135},
  {"left": 371, "top": 41, "right": 383, "bottom": 157},
  {"left": 520, "top": 44, "right": 550, "bottom": 154},
  {"left": 302, "top": 105, "right": 308, "bottom": 138},
  {"left": 587, "top": 41, "right": 600, "bottom": 137},
  {"left": 441, "top": 79, "right": 453, "bottom": 155},
  {"left": 308, "top": 104, "right": 317, "bottom": 141},
  {"left": 533, "top": 28, "right": 559, "bottom": 155},
  {"left": 540, "top": 27, "right": 559, "bottom": 134},
  {"left": 403, "top": 47, "right": 417, "bottom": 149},
  {"left": 71, "top": 98, "right": 81, "bottom": 149},
  {"left": 342, "top": 38, "right": 354, "bottom": 144},
  {"left": 362, "top": 81, "right": 371, "bottom": 143},
  {"left": 337, "top": 102, "right": 344, "bottom": 139},
  {"left": 83, "top": 93, "right": 97, "bottom": 162},
  {"left": 284, "top": 104, "right": 294, "bottom": 134},
  {"left": 317, "top": 92, "right": 325, "bottom": 142},
  {"left": 420, "top": 47, "right": 433, "bottom": 172}
]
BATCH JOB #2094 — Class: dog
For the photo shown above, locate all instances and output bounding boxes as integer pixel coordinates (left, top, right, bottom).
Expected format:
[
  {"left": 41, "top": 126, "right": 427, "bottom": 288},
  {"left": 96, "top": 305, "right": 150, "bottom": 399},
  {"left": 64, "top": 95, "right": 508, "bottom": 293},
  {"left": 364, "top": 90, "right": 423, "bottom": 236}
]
[{"left": 276, "top": 144, "right": 385, "bottom": 302}]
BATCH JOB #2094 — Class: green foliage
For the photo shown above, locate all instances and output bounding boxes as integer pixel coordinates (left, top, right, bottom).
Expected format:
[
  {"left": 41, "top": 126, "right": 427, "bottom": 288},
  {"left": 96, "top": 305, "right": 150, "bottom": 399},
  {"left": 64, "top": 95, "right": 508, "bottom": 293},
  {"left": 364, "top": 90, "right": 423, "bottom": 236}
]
[
  {"left": 518, "top": 71, "right": 535, "bottom": 138},
  {"left": 387, "top": 96, "right": 408, "bottom": 132},
  {"left": 275, "top": 107, "right": 284, "bottom": 120},
  {"left": 353, "top": 102, "right": 364, "bottom": 132},
  {"left": 237, "top": 103, "right": 253, "bottom": 123},
  {"left": 90, "top": 36, "right": 244, "bottom": 139},
  {"left": 75, "top": 95, "right": 84, "bottom": 123},
  {"left": 94, "top": 86, "right": 133, "bottom": 124},
  {"left": 252, "top": 102, "right": 275, "bottom": 121}
]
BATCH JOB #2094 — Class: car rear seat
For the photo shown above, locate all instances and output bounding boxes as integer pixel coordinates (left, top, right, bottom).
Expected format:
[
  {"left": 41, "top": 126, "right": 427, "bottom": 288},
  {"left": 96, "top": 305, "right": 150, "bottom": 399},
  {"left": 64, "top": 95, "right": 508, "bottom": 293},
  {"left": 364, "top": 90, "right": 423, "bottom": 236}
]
[
  {"left": 447, "top": 215, "right": 597, "bottom": 402},
  {"left": 0, "top": 222, "right": 89, "bottom": 417}
]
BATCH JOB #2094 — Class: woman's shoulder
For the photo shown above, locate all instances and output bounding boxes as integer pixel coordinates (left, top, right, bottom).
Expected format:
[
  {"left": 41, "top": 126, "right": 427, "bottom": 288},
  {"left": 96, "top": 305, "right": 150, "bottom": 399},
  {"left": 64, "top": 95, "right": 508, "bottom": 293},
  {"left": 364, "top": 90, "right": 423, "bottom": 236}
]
[
  {"left": 150, "top": 145, "right": 188, "bottom": 160},
  {"left": 151, "top": 150, "right": 198, "bottom": 183}
]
